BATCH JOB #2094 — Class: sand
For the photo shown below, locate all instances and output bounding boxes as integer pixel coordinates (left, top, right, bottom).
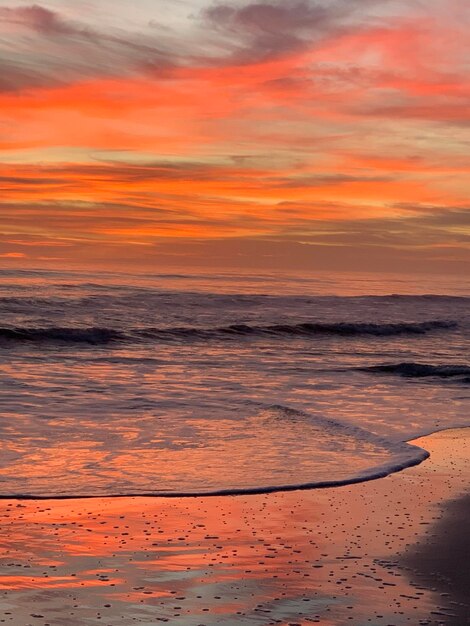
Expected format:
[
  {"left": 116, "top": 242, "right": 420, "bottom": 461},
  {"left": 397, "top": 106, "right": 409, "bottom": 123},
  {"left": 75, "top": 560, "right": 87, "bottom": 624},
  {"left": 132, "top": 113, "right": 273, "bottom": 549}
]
[{"left": 0, "top": 428, "right": 468, "bottom": 626}]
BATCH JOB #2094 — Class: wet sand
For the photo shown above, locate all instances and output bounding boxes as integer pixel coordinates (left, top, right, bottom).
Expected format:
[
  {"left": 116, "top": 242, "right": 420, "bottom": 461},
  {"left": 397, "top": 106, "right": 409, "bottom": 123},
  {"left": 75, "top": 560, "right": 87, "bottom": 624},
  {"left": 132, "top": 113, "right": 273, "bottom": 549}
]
[{"left": 0, "top": 428, "right": 468, "bottom": 626}]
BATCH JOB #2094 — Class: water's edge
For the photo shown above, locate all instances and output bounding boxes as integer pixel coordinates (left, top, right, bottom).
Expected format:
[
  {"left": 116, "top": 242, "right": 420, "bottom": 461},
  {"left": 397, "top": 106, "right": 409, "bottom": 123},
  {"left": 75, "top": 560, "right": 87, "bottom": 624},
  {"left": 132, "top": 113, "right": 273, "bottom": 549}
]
[{"left": 0, "top": 436, "right": 442, "bottom": 501}]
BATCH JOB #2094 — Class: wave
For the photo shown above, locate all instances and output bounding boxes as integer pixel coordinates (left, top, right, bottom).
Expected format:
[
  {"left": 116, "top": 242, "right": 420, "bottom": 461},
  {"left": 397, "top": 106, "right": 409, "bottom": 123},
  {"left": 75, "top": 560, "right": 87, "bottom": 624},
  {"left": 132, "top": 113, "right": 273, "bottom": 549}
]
[
  {"left": 361, "top": 362, "right": 470, "bottom": 382},
  {"left": 0, "top": 320, "right": 458, "bottom": 345},
  {"left": 2, "top": 294, "right": 468, "bottom": 305},
  {"left": 369, "top": 294, "right": 469, "bottom": 301},
  {"left": 203, "top": 320, "right": 458, "bottom": 337},
  {"left": 0, "top": 449, "right": 429, "bottom": 500},
  {"left": 0, "top": 326, "right": 124, "bottom": 344},
  {"left": 0, "top": 404, "right": 431, "bottom": 499}
]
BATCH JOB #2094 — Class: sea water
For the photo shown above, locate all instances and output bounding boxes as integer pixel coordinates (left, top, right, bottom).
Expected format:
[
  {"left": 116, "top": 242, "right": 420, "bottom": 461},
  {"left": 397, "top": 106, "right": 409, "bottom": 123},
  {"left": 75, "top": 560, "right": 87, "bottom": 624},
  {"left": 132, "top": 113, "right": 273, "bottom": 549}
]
[{"left": 0, "top": 269, "right": 468, "bottom": 497}]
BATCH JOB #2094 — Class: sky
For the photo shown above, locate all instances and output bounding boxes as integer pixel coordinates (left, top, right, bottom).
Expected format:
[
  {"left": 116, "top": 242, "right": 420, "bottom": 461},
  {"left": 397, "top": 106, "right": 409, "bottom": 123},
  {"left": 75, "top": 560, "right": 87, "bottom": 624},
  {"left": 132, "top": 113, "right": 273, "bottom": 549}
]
[{"left": 0, "top": 0, "right": 468, "bottom": 274}]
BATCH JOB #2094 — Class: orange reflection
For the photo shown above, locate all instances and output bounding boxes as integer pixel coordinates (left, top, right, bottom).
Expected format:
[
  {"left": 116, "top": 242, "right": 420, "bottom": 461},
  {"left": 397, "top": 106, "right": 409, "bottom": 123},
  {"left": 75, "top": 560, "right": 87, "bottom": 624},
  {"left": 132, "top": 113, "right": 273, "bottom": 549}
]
[{"left": 0, "top": 429, "right": 468, "bottom": 625}]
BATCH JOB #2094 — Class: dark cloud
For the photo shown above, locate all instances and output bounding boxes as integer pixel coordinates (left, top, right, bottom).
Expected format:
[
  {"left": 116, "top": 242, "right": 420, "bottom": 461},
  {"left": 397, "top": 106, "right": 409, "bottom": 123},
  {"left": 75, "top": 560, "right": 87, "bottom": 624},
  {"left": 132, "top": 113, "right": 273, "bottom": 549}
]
[
  {"left": 0, "top": 5, "right": 78, "bottom": 36},
  {"left": 0, "top": 4, "right": 179, "bottom": 92},
  {"left": 278, "top": 207, "right": 470, "bottom": 248},
  {"left": 0, "top": 175, "right": 66, "bottom": 187},
  {"left": 0, "top": 161, "right": 249, "bottom": 190},
  {"left": 392, "top": 202, "right": 470, "bottom": 216},
  {"left": 202, "top": 0, "right": 360, "bottom": 64},
  {"left": 352, "top": 100, "right": 470, "bottom": 126},
  {"left": 0, "top": 198, "right": 265, "bottom": 237},
  {"left": 267, "top": 173, "right": 395, "bottom": 188},
  {"left": 0, "top": 162, "right": 395, "bottom": 193},
  {"left": 80, "top": 160, "right": 237, "bottom": 183},
  {"left": 414, "top": 208, "right": 470, "bottom": 230}
]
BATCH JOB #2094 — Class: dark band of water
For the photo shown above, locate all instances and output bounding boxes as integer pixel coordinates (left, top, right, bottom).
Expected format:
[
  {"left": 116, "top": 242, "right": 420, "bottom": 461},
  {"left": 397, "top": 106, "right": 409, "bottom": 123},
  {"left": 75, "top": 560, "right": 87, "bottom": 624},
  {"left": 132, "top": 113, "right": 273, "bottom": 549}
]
[{"left": 0, "top": 320, "right": 458, "bottom": 345}]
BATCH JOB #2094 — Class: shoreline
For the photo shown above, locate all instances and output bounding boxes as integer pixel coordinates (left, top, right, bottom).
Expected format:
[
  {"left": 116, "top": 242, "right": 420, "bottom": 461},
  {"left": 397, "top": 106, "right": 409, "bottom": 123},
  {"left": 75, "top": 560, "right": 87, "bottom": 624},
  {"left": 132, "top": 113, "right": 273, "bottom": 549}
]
[
  {"left": 0, "top": 428, "right": 468, "bottom": 625},
  {"left": 0, "top": 430, "right": 440, "bottom": 501}
]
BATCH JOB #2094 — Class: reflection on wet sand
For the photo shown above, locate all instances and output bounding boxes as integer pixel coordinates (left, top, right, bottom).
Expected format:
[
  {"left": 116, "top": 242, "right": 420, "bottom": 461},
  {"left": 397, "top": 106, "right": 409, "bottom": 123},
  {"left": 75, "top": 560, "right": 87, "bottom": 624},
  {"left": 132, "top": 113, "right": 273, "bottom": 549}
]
[{"left": 0, "top": 429, "right": 468, "bottom": 625}]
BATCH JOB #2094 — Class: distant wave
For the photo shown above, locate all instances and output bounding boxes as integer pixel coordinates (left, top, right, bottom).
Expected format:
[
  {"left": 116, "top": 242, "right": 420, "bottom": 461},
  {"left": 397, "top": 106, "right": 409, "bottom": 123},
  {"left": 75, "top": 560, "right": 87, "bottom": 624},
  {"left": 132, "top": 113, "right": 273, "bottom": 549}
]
[
  {"left": 201, "top": 320, "right": 458, "bottom": 337},
  {"left": 0, "top": 320, "right": 458, "bottom": 345},
  {"left": 0, "top": 327, "right": 123, "bottom": 344},
  {"left": 1, "top": 294, "right": 468, "bottom": 305},
  {"left": 361, "top": 362, "right": 470, "bottom": 382},
  {"left": 370, "top": 294, "right": 469, "bottom": 301}
]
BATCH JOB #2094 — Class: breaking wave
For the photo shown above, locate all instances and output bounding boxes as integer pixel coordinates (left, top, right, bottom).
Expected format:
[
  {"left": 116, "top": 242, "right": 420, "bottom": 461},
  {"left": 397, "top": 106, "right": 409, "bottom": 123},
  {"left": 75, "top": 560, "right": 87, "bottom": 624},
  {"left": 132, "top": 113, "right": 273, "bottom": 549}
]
[
  {"left": 0, "top": 404, "right": 431, "bottom": 499},
  {"left": 0, "top": 320, "right": 458, "bottom": 345},
  {"left": 361, "top": 362, "right": 470, "bottom": 382}
]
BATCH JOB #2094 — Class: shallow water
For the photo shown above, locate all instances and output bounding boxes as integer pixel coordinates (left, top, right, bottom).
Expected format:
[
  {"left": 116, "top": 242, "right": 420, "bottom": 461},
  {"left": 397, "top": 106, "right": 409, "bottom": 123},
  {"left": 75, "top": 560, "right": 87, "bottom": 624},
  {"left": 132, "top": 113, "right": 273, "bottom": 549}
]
[
  {"left": 0, "top": 269, "right": 468, "bottom": 497},
  {"left": 0, "top": 429, "right": 468, "bottom": 626}
]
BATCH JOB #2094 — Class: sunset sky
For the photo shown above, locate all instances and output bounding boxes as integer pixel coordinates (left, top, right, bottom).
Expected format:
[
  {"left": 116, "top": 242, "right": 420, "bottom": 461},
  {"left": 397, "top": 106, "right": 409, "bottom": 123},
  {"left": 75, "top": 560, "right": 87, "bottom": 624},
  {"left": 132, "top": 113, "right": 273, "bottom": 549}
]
[{"left": 0, "top": 0, "right": 468, "bottom": 273}]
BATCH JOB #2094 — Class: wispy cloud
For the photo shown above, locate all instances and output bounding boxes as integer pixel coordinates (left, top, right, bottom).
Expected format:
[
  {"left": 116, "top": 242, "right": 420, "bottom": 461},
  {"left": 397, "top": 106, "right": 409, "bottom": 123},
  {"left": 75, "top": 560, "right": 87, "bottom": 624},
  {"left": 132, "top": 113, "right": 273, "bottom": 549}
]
[{"left": 0, "top": 3, "right": 179, "bottom": 91}]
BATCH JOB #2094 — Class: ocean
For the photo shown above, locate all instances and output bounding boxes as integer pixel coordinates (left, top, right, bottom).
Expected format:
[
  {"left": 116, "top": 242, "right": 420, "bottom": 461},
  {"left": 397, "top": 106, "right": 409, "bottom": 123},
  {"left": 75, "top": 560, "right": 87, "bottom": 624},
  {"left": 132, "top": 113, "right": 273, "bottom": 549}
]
[{"left": 0, "top": 269, "right": 468, "bottom": 498}]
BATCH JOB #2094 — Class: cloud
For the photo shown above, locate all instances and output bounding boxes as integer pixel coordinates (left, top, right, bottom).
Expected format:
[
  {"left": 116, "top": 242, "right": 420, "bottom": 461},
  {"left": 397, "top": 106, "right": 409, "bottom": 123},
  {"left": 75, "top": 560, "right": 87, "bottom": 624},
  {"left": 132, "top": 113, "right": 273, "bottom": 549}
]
[
  {"left": 1, "top": 0, "right": 465, "bottom": 142},
  {"left": 7, "top": 239, "right": 73, "bottom": 247},
  {"left": 278, "top": 206, "right": 470, "bottom": 248},
  {"left": 0, "top": 0, "right": 386, "bottom": 92},
  {"left": 267, "top": 173, "right": 396, "bottom": 188},
  {"left": 202, "top": 0, "right": 363, "bottom": 64},
  {"left": 0, "top": 4, "right": 178, "bottom": 92},
  {"left": 0, "top": 5, "right": 77, "bottom": 36},
  {"left": 0, "top": 196, "right": 269, "bottom": 243},
  {"left": 0, "top": 252, "right": 27, "bottom": 258},
  {"left": 0, "top": 1, "right": 468, "bottom": 274},
  {"left": 1, "top": 192, "right": 468, "bottom": 273},
  {"left": 0, "top": 161, "right": 258, "bottom": 196},
  {"left": 0, "top": 175, "right": 65, "bottom": 187}
]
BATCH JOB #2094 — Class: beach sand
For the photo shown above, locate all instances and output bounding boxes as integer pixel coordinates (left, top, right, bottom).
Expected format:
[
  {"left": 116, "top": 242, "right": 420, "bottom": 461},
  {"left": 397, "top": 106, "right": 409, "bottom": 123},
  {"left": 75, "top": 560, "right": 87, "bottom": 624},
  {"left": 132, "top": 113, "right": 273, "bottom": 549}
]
[{"left": 0, "top": 428, "right": 468, "bottom": 626}]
